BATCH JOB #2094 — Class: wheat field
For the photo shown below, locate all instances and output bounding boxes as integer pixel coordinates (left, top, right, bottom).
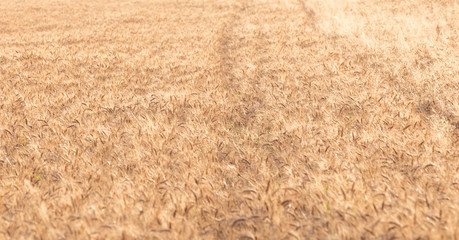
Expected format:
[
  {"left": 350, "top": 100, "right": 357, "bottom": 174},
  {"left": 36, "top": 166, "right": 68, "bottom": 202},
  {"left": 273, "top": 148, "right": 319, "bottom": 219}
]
[{"left": 0, "top": 0, "right": 458, "bottom": 239}]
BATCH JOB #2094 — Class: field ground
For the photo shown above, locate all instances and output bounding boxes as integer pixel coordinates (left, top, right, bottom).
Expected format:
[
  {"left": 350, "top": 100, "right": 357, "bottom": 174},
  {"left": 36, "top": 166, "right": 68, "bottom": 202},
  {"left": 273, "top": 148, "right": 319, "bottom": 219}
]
[{"left": 0, "top": 0, "right": 458, "bottom": 239}]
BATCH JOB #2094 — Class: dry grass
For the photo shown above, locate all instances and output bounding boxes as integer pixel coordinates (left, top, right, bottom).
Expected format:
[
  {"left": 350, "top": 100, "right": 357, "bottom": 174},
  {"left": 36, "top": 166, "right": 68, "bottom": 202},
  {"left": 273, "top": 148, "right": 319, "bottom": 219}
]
[{"left": 0, "top": 0, "right": 458, "bottom": 239}]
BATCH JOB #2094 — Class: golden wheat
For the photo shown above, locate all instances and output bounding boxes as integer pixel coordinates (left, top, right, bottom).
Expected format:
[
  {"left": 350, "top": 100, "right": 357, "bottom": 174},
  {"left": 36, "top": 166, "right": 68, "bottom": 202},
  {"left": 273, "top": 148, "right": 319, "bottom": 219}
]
[{"left": 0, "top": 0, "right": 458, "bottom": 239}]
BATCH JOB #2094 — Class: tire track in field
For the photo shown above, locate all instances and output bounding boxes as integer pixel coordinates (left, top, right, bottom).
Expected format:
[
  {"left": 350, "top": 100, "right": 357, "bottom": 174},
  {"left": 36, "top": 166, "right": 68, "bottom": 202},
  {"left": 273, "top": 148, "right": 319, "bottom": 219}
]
[
  {"left": 211, "top": 0, "right": 326, "bottom": 237},
  {"left": 215, "top": 0, "right": 263, "bottom": 130},
  {"left": 216, "top": 1, "right": 247, "bottom": 91},
  {"left": 215, "top": 0, "right": 320, "bottom": 161},
  {"left": 297, "top": 0, "right": 317, "bottom": 28},
  {"left": 212, "top": 2, "right": 322, "bottom": 237}
]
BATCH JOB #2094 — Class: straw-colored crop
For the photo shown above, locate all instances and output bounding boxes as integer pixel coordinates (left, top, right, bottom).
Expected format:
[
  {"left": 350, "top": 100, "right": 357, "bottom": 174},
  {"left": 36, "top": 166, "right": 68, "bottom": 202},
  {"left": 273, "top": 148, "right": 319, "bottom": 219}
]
[{"left": 0, "top": 0, "right": 457, "bottom": 239}]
